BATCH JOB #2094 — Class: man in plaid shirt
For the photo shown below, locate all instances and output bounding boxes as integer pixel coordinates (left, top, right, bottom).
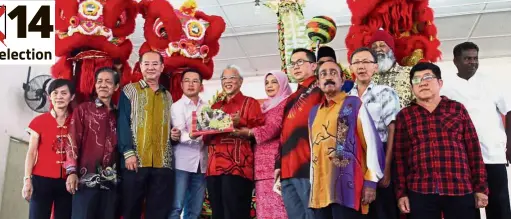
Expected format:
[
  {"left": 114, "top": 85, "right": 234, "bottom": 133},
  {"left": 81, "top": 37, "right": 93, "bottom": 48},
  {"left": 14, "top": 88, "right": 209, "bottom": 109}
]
[{"left": 393, "top": 62, "right": 489, "bottom": 219}]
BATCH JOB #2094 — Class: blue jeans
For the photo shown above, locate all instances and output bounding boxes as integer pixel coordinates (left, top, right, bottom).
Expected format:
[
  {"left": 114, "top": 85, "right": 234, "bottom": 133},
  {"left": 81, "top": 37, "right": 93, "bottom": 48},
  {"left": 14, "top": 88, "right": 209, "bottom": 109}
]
[
  {"left": 281, "top": 178, "right": 315, "bottom": 219},
  {"left": 169, "top": 169, "right": 206, "bottom": 219}
]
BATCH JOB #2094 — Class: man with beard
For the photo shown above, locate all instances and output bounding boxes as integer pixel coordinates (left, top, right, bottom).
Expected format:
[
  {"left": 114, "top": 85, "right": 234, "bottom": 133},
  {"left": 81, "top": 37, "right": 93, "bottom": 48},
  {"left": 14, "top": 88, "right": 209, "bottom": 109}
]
[
  {"left": 205, "top": 65, "right": 265, "bottom": 219},
  {"left": 277, "top": 48, "right": 323, "bottom": 219},
  {"left": 369, "top": 30, "right": 414, "bottom": 108},
  {"left": 441, "top": 42, "right": 511, "bottom": 219},
  {"left": 317, "top": 46, "right": 354, "bottom": 93},
  {"left": 308, "top": 60, "right": 384, "bottom": 219},
  {"left": 65, "top": 67, "right": 120, "bottom": 219}
]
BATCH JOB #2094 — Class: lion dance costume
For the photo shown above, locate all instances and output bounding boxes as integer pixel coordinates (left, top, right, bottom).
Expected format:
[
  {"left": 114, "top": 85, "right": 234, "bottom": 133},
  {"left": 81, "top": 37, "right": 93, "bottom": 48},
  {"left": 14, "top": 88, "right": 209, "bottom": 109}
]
[
  {"left": 133, "top": 0, "right": 226, "bottom": 102},
  {"left": 345, "top": 0, "right": 441, "bottom": 68},
  {"left": 53, "top": 0, "right": 137, "bottom": 103}
]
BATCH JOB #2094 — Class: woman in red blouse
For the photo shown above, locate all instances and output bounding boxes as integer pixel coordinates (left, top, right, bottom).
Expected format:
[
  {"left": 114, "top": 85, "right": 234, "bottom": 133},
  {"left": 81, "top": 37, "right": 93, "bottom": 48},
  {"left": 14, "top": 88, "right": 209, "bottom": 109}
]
[{"left": 22, "top": 79, "right": 75, "bottom": 219}]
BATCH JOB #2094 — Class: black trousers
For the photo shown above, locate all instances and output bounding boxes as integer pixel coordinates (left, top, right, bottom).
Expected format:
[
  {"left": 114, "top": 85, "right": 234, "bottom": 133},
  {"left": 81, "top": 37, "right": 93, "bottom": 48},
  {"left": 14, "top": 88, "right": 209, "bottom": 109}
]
[
  {"left": 476, "top": 164, "right": 511, "bottom": 219},
  {"left": 71, "top": 188, "right": 118, "bottom": 219},
  {"left": 121, "top": 168, "right": 174, "bottom": 219},
  {"left": 29, "top": 175, "right": 72, "bottom": 219},
  {"left": 313, "top": 203, "right": 366, "bottom": 219},
  {"left": 206, "top": 175, "right": 254, "bottom": 219},
  {"left": 408, "top": 191, "right": 477, "bottom": 219},
  {"left": 368, "top": 142, "right": 400, "bottom": 219},
  {"left": 367, "top": 182, "right": 400, "bottom": 219}
]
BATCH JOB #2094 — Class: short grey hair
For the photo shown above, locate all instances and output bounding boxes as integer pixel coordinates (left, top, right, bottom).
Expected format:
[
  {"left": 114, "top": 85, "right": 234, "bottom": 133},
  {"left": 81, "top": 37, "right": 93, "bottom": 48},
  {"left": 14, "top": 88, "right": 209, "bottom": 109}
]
[{"left": 221, "top": 64, "right": 244, "bottom": 79}]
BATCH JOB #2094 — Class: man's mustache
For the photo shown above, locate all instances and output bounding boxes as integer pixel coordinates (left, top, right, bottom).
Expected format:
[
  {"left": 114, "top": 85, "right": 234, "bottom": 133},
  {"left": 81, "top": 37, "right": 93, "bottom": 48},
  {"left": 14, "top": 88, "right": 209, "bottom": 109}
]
[{"left": 324, "top": 80, "right": 336, "bottom": 86}]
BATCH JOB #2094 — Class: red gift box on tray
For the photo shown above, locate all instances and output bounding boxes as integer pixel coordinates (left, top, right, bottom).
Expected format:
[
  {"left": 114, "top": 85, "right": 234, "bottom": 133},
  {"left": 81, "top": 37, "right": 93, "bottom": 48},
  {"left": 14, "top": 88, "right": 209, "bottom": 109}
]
[{"left": 192, "top": 105, "right": 234, "bottom": 135}]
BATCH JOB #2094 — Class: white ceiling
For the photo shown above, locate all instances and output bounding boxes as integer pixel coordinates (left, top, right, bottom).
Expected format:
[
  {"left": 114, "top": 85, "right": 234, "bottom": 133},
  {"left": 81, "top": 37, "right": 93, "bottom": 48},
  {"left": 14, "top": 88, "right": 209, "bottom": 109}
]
[{"left": 128, "top": 0, "right": 511, "bottom": 79}]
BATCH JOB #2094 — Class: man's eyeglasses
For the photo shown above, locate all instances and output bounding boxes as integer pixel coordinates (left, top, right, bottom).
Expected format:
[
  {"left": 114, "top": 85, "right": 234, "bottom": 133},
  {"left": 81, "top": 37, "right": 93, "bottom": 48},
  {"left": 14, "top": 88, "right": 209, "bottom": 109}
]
[
  {"left": 220, "top": 75, "right": 239, "bottom": 81},
  {"left": 351, "top": 60, "right": 376, "bottom": 66},
  {"left": 287, "top": 59, "right": 312, "bottom": 68},
  {"left": 411, "top": 74, "right": 437, "bottom": 85}
]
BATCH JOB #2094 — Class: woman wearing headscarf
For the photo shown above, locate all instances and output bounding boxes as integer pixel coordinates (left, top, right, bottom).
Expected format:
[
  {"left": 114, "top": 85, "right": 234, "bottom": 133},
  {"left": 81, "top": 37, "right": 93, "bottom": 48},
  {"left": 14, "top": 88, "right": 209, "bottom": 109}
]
[{"left": 234, "top": 70, "right": 292, "bottom": 219}]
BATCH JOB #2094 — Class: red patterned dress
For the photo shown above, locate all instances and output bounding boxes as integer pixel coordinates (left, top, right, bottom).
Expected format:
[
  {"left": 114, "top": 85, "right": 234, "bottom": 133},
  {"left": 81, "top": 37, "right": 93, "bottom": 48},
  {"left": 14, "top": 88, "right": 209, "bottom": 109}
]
[{"left": 252, "top": 100, "right": 287, "bottom": 219}]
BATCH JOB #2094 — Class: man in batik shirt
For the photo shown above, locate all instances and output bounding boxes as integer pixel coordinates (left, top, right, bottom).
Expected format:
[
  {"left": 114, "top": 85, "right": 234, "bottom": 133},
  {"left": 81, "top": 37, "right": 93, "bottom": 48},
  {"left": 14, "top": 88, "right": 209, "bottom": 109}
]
[
  {"left": 118, "top": 51, "right": 181, "bottom": 219},
  {"left": 277, "top": 48, "right": 323, "bottom": 219},
  {"left": 347, "top": 47, "right": 401, "bottom": 219},
  {"left": 369, "top": 30, "right": 413, "bottom": 108},
  {"left": 308, "top": 60, "right": 385, "bottom": 219},
  {"left": 205, "top": 65, "right": 265, "bottom": 219},
  {"left": 65, "top": 67, "right": 120, "bottom": 219},
  {"left": 318, "top": 46, "right": 354, "bottom": 93}
]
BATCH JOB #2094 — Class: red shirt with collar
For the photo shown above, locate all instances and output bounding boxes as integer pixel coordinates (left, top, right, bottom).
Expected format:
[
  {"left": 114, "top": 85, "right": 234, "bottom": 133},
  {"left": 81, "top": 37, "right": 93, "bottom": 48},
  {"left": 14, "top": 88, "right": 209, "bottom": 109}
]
[
  {"left": 207, "top": 92, "right": 265, "bottom": 180},
  {"left": 65, "top": 100, "right": 118, "bottom": 189},
  {"left": 27, "top": 111, "right": 72, "bottom": 179},
  {"left": 278, "top": 76, "right": 323, "bottom": 179}
]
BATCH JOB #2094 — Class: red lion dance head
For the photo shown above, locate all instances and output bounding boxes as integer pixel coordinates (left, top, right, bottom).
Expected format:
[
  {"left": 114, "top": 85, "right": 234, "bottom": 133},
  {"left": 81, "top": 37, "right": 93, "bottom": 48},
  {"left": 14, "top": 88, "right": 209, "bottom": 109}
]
[
  {"left": 53, "top": 0, "right": 137, "bottom": 102},
  {"left": 345, "top": 0, "right": 441, "bottom": 68},
  {"left": 134, "top": 0, "right": 226, "bottom": 101}
]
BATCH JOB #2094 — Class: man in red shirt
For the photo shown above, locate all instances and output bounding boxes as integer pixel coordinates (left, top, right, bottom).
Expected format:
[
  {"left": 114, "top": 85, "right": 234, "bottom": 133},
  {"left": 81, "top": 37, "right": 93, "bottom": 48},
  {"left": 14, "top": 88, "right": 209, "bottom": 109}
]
[
  {"left": 393, "top": 62, "right": 488, "bottom": 219},
  {"left": 64, "top": 67, "right": 120, "bottom": 219},
  {"left": 205, "top": 65, "right": 265, "bottom": 219},
  {"left": 276, "top": 48, "right": 323, "bottom": 219}
]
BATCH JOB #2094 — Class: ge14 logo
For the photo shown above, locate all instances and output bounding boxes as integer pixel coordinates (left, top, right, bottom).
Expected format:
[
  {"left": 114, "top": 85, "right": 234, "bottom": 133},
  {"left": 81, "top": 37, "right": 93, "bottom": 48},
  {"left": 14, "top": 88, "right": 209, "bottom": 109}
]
[{"left": 0, "top": 1, "right": 55, "bottom": 65}]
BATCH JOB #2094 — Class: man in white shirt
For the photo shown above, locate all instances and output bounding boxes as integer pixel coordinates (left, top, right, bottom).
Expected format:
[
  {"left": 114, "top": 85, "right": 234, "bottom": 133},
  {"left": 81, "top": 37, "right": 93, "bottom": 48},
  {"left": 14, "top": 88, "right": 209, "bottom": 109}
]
[
  {"left": 441, "top": 42, "right": 511, "bottom": 219},
  {"left": 348, "top": 47, "right": 401, "bottom": 219},
  {"left": 169, "top": 69, "right": 208, "bottom": 219}
]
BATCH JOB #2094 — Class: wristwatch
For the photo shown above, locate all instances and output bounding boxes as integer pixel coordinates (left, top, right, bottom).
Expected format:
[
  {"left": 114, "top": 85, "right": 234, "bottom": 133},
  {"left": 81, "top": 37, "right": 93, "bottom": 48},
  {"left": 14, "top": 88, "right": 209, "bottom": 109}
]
[{"left": 23, "top": 176, "right": 32, "bottom": 182}]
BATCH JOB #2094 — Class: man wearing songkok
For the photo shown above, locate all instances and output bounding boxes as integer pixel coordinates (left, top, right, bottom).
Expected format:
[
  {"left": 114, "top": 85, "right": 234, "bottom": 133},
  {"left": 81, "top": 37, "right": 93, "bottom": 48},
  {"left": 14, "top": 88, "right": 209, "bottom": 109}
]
[
  {"left": 318, "top": 46, "right": 354, "bottom": 93},
  {"left": 369, "top": 30, "right": 413, "bottom": 108},
  {"left": 394, "top": 62, "right": 488, "bottom": 219},
  {"left": 276, "top": 48, "right": 323, "bottom": 219},
  {"left": 205, "top": 65, "right": 265, "bottom": 219},
  {"left": 117, "top": 51, "right": 181, "bottom": 219},
  {"left": 309, "top": 60, "right": 384, "bottom": 218},
  {"left": 441, "top": 42, "right": 511, "bottom": 219},
  {"left": 64, "top": 67, "right": 120, "bottom": 219},
  {"left": 347, "top": 47, "right": 401, "bottom": 219}
]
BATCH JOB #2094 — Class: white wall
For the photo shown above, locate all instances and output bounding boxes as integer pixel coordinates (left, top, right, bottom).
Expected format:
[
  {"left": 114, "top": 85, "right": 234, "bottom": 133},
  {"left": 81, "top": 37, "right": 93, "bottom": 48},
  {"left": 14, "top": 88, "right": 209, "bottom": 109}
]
[
  {"left": 0, "top": 65, "right": 51, "bottom": 209},
  {"left": 1, "top": 57, "right": 510, "bottom": 210}
]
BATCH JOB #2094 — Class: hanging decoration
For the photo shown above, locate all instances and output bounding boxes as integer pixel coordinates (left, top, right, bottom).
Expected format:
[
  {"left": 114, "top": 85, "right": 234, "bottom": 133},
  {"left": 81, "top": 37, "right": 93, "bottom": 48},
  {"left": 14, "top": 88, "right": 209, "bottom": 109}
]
[
  {"left": 345, "top": 0, "right": 441, "bottom": 67},
  {"left": 134, "top": 0, "right": 226, "bottom": 101},
  {"left": 52, "top": 0, "right": 137, "bottom": 103},
  {"left": 265, "top": 0, "right": 309, "bottom": 82},
  {"left": 305, "top": 15, "right": 337, "bottom": 58}
]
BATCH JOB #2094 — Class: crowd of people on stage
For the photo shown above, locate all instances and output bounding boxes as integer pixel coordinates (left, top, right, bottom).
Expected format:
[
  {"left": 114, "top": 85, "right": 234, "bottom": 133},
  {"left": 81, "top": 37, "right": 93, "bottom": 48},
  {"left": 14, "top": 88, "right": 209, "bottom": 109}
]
[{"left": 20, "top": 30, "right": 511, "bottom": 219}]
